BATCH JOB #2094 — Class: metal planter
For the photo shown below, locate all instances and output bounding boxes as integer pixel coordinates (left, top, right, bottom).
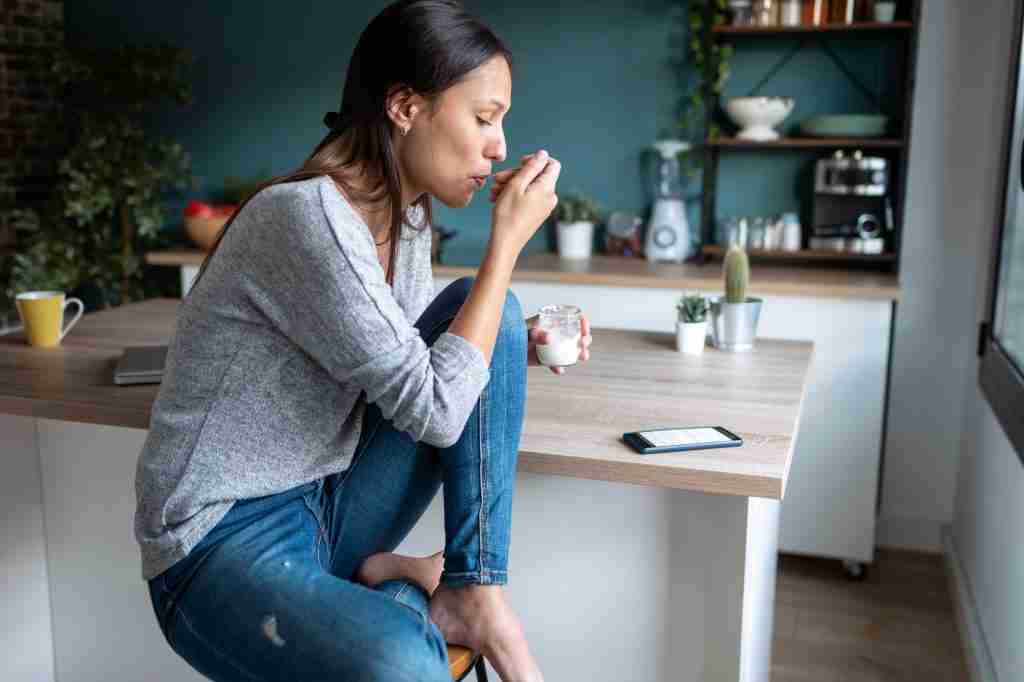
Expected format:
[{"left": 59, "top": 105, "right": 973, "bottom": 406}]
[{"left": 710, "top": 298, "right": 763, "bottom": 352}]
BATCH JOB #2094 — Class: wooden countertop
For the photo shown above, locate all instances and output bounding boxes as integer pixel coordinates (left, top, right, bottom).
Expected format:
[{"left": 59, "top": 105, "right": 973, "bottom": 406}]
[
  {"left": 146, "top": 249, "right": 900, "bottom": 301},
  {"left": 0, "top": 299, "right": 812, "bottom": 499}
]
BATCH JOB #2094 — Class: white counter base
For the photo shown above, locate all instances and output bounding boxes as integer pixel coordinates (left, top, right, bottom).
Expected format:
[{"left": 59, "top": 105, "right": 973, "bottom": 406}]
[{"left": 3, "top": 413, "right": 780, "bottom": 682}]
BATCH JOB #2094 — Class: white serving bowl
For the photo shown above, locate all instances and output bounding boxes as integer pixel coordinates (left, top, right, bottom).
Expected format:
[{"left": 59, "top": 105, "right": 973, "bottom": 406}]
[{"left": 725, "top": 97, "right": 795, "bottom": 141}]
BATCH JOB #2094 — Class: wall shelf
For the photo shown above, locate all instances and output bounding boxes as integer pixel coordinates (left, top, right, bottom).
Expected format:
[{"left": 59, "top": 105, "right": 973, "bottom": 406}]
[
  {"left": 713, "top": 21, "right": 913, "bottom": 36},
  {"left": 709, "top": 136, "right": 904, "bottom": 149},
  {"left": 701, "top": 244, "right": 896, "bottom": 264}
]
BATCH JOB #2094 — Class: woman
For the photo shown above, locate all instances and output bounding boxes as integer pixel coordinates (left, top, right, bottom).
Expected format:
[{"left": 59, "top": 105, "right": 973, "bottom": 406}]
[{"left": 134, "top": 1, "right": 592, "bottom": 680}]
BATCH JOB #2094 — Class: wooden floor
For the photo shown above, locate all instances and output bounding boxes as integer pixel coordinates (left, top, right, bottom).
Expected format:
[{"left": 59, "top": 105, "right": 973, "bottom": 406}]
[{"left": 771, "top": 550, "right": 971, "bottom": 682}]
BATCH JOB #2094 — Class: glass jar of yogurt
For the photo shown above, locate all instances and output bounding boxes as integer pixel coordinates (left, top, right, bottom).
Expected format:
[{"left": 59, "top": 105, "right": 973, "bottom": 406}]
[{"left": 535, "top": 304, "right": 582, "bottom": 367}]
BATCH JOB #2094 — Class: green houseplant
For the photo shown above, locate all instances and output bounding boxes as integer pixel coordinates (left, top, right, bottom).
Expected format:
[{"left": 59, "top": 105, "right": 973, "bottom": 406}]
[
  {"left": 676, "top": 293, "right": 710, "bottom": 354},
  {"left": 5, "top": 43, "right": 194, "bottom": 316},
  {"left": 669, "top": 0, "right": 733, "bottom": 181},
  {"left": 710, "top": 245, "right": 762, "bottom": 351},
  {"left": 552, "top": 191, "right": 603, "bottom": 260}
]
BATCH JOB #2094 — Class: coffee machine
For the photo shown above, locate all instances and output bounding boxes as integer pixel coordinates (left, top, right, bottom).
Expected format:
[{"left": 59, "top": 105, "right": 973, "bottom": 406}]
[{"left": 809, "top": 150, "right": 893, "bottom": 254}]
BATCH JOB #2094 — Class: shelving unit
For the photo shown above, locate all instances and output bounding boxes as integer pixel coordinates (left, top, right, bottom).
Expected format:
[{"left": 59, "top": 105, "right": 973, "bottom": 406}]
[
  {"left": 698, "top": 1, "right": 922, "bottom": 272},
  {"left": 700, "top": 244, "right": 896, "bottom": 263}
]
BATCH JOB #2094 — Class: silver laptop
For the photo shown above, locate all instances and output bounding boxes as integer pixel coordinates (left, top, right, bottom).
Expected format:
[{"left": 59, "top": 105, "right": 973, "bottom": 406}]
[{"left": 113, "top": 345, "right": 168, "bottom": 385}]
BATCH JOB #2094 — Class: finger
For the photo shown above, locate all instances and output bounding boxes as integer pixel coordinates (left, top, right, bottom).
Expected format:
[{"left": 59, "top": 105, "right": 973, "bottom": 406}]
[
  {"left": 511, "top": 150, "right": 550, "bottom": 193},
  {"left": 554, "top": 366, "right": 565, "bottom": 375},
  {"left": 493, "top": 154, "right": 538, "bottom": 183},
  {"left": 492, "top": 168, "right": 518, "bottom": 182},
  {"left": 581, "top": 315, "right": 591, "bottom": 337},
  {"left": 527, "top": 157, "right": 561, "bottom": 192}
]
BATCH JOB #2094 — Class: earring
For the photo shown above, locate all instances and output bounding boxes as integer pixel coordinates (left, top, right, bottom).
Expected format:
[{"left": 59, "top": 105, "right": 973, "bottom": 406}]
[{"left": 400, "top": 125, "right": 409, "bottom": 137}]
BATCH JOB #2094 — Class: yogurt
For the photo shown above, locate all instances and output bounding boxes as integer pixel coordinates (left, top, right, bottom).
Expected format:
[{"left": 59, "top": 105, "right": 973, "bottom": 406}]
[{"left": 537, "top": 332, "right": 581, "bottom": 367}]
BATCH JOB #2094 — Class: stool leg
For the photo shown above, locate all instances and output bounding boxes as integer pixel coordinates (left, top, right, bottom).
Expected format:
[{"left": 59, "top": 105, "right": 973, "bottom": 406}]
[{"left": 474, "top": 655, "right": 488, "bottom": 681}]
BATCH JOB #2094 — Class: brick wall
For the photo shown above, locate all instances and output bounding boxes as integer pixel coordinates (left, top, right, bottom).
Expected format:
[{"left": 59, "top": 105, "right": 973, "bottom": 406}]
[{"left": 0, "top": 0, "right": 64, "bottom": 331}]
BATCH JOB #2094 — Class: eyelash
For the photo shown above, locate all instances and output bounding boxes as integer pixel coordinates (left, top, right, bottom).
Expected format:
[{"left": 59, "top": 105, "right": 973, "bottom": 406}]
[{"left": 477, "top": 117, "right": 493, "bottom": 127}]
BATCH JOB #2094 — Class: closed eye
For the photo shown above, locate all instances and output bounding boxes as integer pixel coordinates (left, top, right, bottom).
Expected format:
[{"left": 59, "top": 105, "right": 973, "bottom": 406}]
[{"left": 477, "top": 117, "right": 492, "bottom": 127}]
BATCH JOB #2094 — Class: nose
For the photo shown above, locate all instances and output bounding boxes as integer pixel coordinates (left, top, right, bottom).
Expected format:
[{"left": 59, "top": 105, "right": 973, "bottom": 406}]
[{"left": 486, "top": 128, "right": 506, "bottom": 163}]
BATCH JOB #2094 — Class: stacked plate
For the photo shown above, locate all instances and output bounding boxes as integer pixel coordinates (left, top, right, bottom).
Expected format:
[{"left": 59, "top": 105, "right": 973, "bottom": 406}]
[{"left": 800, "top": 115, "right": 889, "bottom": 138}]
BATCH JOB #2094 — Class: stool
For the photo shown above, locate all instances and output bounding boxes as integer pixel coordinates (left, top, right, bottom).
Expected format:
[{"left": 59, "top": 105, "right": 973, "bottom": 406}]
[{"left": 447, "top": 644, "right": 488, "bottom": 681}]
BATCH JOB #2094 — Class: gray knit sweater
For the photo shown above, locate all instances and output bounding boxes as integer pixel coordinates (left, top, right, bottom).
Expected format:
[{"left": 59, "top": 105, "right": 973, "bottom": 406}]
[{"left": 134, "top": 175, "right": 491, "bottom": 581}]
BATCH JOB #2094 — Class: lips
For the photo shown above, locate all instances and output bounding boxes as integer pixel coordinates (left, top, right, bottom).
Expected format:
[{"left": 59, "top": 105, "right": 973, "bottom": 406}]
[{"left": 471, "top": 176, "right": 487, "bottom": 189}]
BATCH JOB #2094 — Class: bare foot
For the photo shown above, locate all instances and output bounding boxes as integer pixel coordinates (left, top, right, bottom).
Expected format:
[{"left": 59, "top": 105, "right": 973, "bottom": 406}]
[
  {"left": 355, "top": 550, "right": 444, "bottom": 596},
  {"left": 429, "top": 584, "right": 544, "bottom": 682}
]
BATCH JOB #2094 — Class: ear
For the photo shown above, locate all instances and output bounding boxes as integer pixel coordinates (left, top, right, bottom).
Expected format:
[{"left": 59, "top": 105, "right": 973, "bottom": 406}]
[{"left": 386, "top": 84, "right": 426, "bottom": 133}]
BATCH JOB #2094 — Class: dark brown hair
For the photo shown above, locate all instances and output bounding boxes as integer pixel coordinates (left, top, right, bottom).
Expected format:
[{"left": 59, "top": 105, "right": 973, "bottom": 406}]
[{"left": 190, "top": 0, "right": 512, "bottom": 292}]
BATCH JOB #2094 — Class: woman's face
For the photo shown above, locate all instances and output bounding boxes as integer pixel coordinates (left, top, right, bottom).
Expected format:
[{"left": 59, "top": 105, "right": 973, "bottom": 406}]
[{"left": 400, "top": 56, "right": 511, "bottom": 208}]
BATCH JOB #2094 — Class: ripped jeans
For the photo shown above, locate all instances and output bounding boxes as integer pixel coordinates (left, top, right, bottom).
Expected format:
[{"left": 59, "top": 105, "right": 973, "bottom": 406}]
[{"left": 146, "top": 278, "right": 527, "bottom": 682}]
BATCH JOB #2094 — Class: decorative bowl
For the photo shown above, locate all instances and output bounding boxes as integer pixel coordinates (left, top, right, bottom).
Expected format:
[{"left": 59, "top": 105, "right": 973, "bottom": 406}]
[
  {"left": 184, "top": 216, "right": 229, "bottom": 251},
  {"left": 724, "top": 97, "right": 795, "bottom": 141}
]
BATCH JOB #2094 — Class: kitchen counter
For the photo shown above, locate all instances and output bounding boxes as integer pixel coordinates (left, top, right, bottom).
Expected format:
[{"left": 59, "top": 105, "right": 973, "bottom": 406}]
[
  {"left": 146, "top": 249, "right": 901, "bottom": 301},
  {"left": 0, "top": 298, "right": 811, "bottom": 499}
]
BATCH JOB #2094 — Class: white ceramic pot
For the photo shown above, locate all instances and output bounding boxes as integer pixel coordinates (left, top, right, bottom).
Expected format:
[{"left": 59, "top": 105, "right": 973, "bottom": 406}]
[
  {"left": 873, "top": 2, "right": 896, "bottom": 22},
  {"left": 556, "top": 221, "right": 595, "bottom": 260},
  {"left": 676, "top": 320, "right": 708, "bottom": 355},
  {"left": 724, "top": 97, "right": 795, "bottom": 141}
]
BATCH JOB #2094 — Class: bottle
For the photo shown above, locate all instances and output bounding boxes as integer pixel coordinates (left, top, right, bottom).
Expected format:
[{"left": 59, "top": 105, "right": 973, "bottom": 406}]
[
  {"left": 829, "top": 0, "right": 856, "bottom": 24},
  {"left": 781, "top": 212, "right": 803, "bottom": 251}
]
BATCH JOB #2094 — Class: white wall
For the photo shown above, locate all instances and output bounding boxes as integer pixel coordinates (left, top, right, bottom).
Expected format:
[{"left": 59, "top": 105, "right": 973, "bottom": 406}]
[
  {"left": 878, "top": 0, "right": 1009, "bottom": 552},
  {"left": 939, "top": 0, "right": 1024, "bottom": 680}
]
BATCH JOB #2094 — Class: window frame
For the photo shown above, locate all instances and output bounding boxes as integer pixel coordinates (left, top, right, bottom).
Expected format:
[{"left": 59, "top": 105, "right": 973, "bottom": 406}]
[{"left": 980, "top": 0, "right": 1024, "bottom": 465}]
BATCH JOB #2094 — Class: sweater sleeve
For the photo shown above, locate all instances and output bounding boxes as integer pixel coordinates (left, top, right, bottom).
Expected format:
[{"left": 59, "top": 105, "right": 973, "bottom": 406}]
[{"left": 236, "top": 181, "right": 490, "bottom": 448}]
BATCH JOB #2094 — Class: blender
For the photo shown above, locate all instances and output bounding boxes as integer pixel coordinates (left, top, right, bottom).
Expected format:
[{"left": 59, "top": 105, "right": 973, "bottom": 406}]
[{"left": 644, "top": 139, "right": 693, "bottom": 263}]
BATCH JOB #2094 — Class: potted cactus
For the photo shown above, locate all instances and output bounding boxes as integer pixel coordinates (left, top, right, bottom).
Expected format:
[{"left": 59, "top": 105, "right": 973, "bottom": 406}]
[
  {"left": 676, "top": 293, "right": 709, "bottom": 354},
  {"left": 710, "top": 245, "right": 763, "bottom": 351}
]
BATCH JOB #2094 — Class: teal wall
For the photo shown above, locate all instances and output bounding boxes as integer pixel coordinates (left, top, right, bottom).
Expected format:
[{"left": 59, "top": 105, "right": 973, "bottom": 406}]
[{"left": 65, "top": 2, "right": 903, "bottom": 266}]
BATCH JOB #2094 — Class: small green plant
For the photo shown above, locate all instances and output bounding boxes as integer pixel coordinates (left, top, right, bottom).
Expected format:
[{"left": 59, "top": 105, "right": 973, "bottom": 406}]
[
  {"left": 552, "top": 191, "right": 603, "bottom": 224},
  {"left": 677, "top": 293, "right": 709, "bottom": 323},
  {"left": 724, "top": 245, "right": 750, "bottom": 303}
]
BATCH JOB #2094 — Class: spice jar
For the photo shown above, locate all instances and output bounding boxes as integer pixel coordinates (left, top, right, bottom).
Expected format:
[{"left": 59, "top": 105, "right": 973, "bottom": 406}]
[
  {"left": 753, "top": 0, "right": 780, "bottom": 25},
  {"left": 801, "top": 0, "right": 829, "bottom": 25},
  {"left": 535, "top": 304, "right": 582, "bottom": 367},
  {"left": 829, "top": 0, "right": 856, "bottom": 23},
  {"left": 780, "top": 0, "right": 802, "bottom": 25},
  {"left": 728, "top": 0, "right": 755, "bottom": 26}
]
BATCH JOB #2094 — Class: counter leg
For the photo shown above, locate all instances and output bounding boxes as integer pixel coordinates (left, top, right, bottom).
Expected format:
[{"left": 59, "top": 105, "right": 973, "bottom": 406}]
[{"left": 666, "top": 491, "right": 780, "bottom": 682}]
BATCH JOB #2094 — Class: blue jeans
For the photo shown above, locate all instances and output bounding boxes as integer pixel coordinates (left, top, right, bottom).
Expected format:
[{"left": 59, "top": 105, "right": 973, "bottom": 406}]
[{"left": 147, "top": 277, "right": 527, "bottom": 682}]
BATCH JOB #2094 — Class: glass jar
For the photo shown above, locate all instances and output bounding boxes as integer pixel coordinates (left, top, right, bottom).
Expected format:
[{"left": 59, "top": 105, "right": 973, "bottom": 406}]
[
  {"left": 535, "top": 304, "right": 582, "bottom": 367},
  {"left": 749, "top": 217, "right": 766, "bottom": 250},
  {"left": 728, "top": 0, "right": 755, "bottom": 26},
  {"left": 753, "top": 0, "right": 780, "bottom": 25},
  {"left": 780, "top": 0, "right": 802, "bottom": 25}
]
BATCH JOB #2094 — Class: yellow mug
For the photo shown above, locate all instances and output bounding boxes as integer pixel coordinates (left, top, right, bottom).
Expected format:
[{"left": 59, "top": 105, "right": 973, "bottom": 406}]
[{"left": 15, "top": 291, "right": 85, "bottom": 348}]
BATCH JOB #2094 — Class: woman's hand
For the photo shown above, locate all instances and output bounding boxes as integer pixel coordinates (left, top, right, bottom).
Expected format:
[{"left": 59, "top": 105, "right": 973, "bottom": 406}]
[
  {"left": 488, "top": 151, "right": 561, "bottom": 255},
  {"left": 525, "top": 312, "right": 593, "bottom": 376}
]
